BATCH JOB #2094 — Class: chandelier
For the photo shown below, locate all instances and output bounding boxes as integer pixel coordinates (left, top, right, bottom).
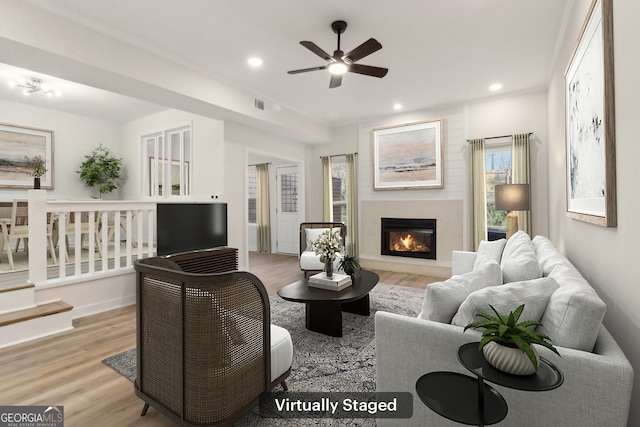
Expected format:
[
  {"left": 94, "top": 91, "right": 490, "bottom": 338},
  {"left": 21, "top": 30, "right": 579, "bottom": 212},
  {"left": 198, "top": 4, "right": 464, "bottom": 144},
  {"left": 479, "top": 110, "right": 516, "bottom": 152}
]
[{"left": 9, "top": 77, "right": 61, "bottom": 97}]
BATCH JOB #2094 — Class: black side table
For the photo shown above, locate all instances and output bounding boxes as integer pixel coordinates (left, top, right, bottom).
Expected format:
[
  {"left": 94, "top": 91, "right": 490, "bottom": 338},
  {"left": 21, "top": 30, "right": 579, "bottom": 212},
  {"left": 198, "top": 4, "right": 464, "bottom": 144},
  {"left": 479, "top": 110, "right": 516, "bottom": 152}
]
[{"left": 415, "top": 342, "right": 563, "bottom": 427}]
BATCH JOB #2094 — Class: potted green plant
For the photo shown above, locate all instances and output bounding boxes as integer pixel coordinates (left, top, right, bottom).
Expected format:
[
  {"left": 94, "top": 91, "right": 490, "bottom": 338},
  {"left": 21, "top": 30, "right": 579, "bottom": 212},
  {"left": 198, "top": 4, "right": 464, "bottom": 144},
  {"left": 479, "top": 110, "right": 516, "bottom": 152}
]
[
  {"left": 76, "top": 144, "right": 123, "bottom": 197},
  {"left": 24, "top": 155, "right": 48, "bottom": 189},
  {"left": 338, "top": 254, "right": 360, "bottom": 276},
  {"left": 464, "top": 304, "right": 560, "bottom": 375}
]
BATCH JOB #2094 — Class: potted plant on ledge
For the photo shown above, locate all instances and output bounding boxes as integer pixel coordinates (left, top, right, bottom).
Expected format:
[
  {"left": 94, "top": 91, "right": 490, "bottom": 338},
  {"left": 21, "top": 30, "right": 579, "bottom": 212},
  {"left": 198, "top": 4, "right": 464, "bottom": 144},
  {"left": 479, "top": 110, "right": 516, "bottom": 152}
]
[
  {"left": 464, "top": 304, "right": 560, "bottom": 375},
  {"left": 24, "top": 155, "right": 47, "bottom": 189},
  {"left": 76, "top": 144, "right": 124, "bottom": 198}
]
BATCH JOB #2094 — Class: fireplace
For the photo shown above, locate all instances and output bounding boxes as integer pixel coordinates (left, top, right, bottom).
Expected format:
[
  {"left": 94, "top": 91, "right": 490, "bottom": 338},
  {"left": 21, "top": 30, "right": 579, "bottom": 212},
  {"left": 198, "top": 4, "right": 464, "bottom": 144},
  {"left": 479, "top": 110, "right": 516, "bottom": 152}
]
[{"left": 381, "top": 218, "right": 436, "bottom": 260}]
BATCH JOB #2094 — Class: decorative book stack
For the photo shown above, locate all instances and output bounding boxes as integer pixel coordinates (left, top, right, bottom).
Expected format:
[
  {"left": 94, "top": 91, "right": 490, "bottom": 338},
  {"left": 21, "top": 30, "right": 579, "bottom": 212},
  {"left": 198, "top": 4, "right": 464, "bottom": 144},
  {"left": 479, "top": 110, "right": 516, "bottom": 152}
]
[{"left": 308, "top": 272, "right": 352, "bottom": 291}]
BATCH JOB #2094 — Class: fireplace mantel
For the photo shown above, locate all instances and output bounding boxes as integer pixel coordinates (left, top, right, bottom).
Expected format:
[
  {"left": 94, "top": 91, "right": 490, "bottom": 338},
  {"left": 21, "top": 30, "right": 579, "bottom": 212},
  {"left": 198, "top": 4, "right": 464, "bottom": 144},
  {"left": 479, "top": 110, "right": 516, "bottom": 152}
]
[{"left": 360, "top": 199, "right": 463, "bottom": 278}]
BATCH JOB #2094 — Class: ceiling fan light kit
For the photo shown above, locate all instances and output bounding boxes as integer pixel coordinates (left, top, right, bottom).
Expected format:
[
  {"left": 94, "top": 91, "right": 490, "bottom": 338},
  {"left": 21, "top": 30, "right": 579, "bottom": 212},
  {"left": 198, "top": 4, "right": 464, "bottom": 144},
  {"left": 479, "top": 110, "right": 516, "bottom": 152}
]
[{"left": 288, "top": 20, "right": 388, "bottom": 88}]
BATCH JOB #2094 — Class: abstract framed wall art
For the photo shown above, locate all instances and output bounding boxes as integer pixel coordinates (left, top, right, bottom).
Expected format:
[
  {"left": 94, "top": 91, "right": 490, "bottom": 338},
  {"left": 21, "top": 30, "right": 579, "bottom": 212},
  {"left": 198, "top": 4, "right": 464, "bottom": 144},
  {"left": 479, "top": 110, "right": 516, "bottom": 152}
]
[
  {"left": 372, "top": 118, "right": 443, "bottom": 190},
  {"left": 565, "top": 0, "right": 616, "bottom": 227},
  {"left": 0, "top": 123, "right": 54, "bottom": 189}
]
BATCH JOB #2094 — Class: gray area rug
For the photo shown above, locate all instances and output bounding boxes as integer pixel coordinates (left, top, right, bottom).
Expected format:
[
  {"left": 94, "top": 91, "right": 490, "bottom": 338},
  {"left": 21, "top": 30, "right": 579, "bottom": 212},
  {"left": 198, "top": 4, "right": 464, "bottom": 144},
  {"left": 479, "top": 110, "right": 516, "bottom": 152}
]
[{"left": 103, "top": 283, "right": 424, "bottom": 425}]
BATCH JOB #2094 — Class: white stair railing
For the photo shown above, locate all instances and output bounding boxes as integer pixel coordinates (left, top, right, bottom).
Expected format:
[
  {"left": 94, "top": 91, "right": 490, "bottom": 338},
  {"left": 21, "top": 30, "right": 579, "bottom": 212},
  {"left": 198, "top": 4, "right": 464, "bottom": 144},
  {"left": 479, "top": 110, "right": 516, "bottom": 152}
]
[{"left": 27, "top": 190, "right": 156, "bottom": 286}]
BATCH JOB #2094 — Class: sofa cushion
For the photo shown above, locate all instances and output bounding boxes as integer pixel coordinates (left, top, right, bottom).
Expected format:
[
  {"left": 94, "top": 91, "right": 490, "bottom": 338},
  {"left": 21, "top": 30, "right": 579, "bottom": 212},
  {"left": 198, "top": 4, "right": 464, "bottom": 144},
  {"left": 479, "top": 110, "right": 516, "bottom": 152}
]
[
  {"left": 473, "top": 238, "right": 506, "bottom": 270},
  {"left": 305, "top": 227, "right": 341, "bottom": 251},
  {"left": 500, "top": 231, "right": 543, "bottom": 283},
  {"left": 539, "top": 263, "right": 607, "bottom": 352},
  {"left": 532, "top": 235, "right": 573, "bottom": 276},
  {"left": 418, "top": 261, "right": 502, "bottom": 323},
  {"left": 451, "top": 276, "right": 559, "bottom": 327}
]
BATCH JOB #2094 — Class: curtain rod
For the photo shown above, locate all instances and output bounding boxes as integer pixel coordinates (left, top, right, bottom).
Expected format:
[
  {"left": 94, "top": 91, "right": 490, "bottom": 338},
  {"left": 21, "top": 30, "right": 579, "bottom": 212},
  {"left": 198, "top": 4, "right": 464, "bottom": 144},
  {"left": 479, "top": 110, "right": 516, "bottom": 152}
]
[
  {"left": 248, "top": 162, "right": 271, "bottom": 166},
  {"left": 467, "top": 132, "right": 533, "bottom": 142},
  {"left": 319, "top": 152, "right": 358, "bottom": 159}
]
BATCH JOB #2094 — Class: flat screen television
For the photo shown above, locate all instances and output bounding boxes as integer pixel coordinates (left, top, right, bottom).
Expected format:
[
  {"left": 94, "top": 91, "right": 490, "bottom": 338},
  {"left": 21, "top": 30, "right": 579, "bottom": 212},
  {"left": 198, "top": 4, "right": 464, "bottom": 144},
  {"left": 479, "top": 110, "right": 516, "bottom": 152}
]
[{"left": 156, "top": 202, "right": 228, "bottom": 256}]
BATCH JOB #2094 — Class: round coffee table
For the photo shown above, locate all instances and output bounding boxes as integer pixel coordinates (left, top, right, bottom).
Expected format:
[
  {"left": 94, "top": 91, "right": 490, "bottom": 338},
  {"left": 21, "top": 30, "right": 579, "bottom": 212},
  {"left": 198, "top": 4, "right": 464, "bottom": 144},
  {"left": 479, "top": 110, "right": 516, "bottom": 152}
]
[{"left": 276, "top": 270, "right": 379, "bottom": 337}]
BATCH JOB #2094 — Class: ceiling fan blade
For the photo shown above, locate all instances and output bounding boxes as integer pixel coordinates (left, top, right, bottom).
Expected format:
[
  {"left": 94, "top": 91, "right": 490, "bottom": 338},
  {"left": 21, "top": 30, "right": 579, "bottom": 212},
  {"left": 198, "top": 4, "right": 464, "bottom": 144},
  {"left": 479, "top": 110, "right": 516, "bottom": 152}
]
[
  {"left": 343, "top": 38, "right": 382, "bottom": 63},
  {"left": 300, "top": 41, "right": 333, "bottom": 61},
  {"left": 287, "top": 65, "right": 328, "bottom": 74},
  {"left": 349, "top": 63, "right": 388, "bottom": 78},
  {"left": 329, "top": 74, "right": 342, "bottom": 89}
]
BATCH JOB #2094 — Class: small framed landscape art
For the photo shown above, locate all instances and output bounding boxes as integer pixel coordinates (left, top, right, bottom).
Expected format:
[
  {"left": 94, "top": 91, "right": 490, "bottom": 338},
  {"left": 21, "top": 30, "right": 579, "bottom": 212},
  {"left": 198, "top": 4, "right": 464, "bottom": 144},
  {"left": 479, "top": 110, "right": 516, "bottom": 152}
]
[
  {"left": 0, "top": 123, "right": 54, "bottom": 189},
  {"left": 565, "top": 0, "right": 616, "bottom": 227},
  {"left": 372, "top": 118, "right": 443, "bottom": 190}
]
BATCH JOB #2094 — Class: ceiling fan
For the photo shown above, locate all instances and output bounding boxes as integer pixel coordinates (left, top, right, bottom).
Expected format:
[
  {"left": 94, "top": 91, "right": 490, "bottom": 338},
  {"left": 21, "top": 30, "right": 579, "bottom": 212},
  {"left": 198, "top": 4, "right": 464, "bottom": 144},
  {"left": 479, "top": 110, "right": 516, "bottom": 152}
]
[{"left": 288, "top": 20, "right": 388, "bottom": 88}]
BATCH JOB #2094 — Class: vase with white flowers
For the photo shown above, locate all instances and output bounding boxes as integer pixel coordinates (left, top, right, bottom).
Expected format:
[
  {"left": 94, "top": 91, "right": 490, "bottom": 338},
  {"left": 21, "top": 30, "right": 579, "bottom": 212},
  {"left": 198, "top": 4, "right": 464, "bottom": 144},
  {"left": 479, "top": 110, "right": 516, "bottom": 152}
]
[{"left": 312, "top": 229, "right": 344, "bottom": 279}]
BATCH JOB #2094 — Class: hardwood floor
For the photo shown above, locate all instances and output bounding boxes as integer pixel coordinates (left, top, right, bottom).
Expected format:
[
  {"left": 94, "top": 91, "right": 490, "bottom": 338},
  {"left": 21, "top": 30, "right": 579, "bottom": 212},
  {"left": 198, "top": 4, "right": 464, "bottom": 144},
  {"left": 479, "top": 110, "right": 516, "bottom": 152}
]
[{"left": 0, "top": 252, "right": 442, "bottom": 426}]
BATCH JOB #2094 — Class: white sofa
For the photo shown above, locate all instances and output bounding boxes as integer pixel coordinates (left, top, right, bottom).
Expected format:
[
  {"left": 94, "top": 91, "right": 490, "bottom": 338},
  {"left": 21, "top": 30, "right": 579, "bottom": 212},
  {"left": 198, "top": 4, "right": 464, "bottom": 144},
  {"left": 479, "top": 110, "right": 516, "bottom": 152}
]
[{"left": 376, "top": 232, "right": 633, "bottom": 427}]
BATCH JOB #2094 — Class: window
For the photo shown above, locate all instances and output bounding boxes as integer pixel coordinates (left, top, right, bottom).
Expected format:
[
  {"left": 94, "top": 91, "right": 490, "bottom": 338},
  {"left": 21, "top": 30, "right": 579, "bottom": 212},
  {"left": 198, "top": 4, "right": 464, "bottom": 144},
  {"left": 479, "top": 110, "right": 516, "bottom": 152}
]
[
  {"left": 485, "top": 147, "right": 512, "bottom": 237},
  {"left": 279, "top": 172, "right": 299, "bottom": 213},
  {"left": 247, "top": 166, "right": 256, "bottom": 223},
  {"left": 331, "top": 162, "right": 347, "bottom": 223},
  {"left": 143, "top": 126, "right": 191, "bottom": 197}
]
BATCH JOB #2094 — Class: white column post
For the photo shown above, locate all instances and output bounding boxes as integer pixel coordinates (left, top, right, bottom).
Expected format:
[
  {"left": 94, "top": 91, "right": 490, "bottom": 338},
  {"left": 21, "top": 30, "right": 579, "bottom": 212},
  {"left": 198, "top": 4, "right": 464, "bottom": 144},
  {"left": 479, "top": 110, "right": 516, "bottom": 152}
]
[{"left": 28, "top": 190, "right": 48, "bottom": 285}]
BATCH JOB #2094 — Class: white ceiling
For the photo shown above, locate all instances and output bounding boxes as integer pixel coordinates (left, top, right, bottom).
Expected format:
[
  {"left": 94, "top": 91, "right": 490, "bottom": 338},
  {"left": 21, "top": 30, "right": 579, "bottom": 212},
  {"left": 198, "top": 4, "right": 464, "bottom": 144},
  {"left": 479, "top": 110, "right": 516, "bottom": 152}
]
[
  {"left": 0, "top": 63, "right": 167, "bottom": 123},
  {"left": 13, "top": 0, "right": 569, "bottom": 127}
]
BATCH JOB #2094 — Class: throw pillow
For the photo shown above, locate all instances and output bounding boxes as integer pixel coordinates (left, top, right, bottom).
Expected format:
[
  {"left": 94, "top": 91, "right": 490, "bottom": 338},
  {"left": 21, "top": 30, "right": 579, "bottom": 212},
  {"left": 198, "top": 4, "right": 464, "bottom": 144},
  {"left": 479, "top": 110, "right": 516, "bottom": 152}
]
[
  {"left": 473, "top": 238, "right": 507, "bottom": 270},
  {"left": 531, "top": 235, "right": 572, "bottom": 276},
  {"left": 418, "top": 261, "right": 502, "bottom": 324},
  {"left": 451, "top": 276, "right": 559, "bottom": 327},
  {"left": 539, "top": 263, "right": 607, "bottom": 352},
  {"left": 500, "top": 230, "right": 543, "bottom": 283}
]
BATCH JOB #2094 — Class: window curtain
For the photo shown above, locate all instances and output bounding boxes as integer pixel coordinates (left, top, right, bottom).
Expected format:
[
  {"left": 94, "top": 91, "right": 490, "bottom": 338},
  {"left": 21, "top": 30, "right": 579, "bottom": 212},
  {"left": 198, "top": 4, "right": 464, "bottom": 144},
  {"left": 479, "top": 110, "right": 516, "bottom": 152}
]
[
  {"left": 321, "top": 156, "right": 333, "bottom": 222},
  {"left": 255, "top": 163, "right": 271, "bottom": 252},
  {"left": 470, "top": 138, "right": 487, "bottom": 249},
  {"left": 512, "top": 133, "right": 532, "bottom": 235},
  {"left": 345, "top": 153, "right": 358, "bottom": 257}
]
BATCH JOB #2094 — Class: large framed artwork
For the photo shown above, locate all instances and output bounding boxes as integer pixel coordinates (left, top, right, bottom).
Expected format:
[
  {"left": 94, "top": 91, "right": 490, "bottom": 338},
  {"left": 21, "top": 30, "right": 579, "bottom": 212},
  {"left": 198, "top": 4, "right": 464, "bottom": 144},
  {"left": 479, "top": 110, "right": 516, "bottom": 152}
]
[
  {"left": 372, "top": 118, "right": 443, "bottom": 190},
  {"left": 0, "top": 123, "right": 54, "bottom": 189},
  {"left": 565, "top": 0, "right": 616, "bottom": 227}
]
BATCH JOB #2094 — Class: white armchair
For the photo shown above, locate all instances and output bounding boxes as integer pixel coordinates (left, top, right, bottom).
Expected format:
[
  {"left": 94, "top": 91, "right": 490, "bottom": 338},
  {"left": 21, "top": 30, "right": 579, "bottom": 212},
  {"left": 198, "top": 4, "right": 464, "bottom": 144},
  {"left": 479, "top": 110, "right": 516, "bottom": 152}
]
[{"left": 299, "top": 222, "right": 346, "bottom": 277}]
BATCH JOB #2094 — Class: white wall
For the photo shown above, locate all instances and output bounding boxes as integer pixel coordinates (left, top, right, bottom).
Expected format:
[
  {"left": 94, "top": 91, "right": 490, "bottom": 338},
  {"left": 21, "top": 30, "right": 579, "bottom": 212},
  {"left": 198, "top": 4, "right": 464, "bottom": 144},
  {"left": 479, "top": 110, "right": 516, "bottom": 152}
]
[
  {"left": 353, "top": 106, "right": 465, "bottom": 275},
  {"left": 224, "top": 121, "right": 309, "bottom": 268},
  {"left": 467, "top": 90, "right": 549, "bottom": 237},
  {"left": 307, "top": 124, "right": 360, "bottom": 221},
  {"left": 0, "top": 99, "right": 122, "bottom": 200},
  {"left": 547, "top": 1, "right": 640, "bottom": 425},
  {"left": 120, "top": 109, "right": 224, "bottom": 199}
]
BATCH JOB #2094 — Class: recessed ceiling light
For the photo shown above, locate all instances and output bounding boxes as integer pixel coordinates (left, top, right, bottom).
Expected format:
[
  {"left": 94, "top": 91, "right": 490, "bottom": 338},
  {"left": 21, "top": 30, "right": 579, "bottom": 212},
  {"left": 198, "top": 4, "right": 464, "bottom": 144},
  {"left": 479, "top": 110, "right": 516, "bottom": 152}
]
[
  {"left": 489, "top": 83, "right": 503, "bottom": 91},
  {"left": 247, "top": 57, "right": 263, "bottom": 67},
  {"left": 393, "top": 103, "right": 403, "bottom": 111}
]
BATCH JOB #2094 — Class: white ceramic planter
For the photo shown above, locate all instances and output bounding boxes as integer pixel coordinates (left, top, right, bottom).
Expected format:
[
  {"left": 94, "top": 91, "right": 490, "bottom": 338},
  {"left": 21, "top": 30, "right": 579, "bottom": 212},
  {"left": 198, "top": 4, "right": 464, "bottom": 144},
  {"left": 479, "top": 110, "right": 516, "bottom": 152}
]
[{"left": 482, "top": 341, "right": 539, "bottom": 375}]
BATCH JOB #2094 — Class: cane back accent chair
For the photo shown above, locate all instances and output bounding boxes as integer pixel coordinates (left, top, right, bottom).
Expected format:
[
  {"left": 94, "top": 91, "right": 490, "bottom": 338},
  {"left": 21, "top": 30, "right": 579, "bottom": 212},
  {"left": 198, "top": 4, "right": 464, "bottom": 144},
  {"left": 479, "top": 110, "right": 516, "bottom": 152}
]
[
  {"left": 299, "top": 222, "right": 346, "bottom": 277},
  {"left": 134, "top": 248, "right": 292, "bottom": 426}
]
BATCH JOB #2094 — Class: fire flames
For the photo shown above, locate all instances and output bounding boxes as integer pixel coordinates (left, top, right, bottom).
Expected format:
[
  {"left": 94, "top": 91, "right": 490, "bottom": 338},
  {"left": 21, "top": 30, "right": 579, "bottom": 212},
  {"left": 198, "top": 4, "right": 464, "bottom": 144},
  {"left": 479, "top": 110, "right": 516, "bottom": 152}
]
[{"left": 391, "top": 233, "right": 430, "bottom": 253}]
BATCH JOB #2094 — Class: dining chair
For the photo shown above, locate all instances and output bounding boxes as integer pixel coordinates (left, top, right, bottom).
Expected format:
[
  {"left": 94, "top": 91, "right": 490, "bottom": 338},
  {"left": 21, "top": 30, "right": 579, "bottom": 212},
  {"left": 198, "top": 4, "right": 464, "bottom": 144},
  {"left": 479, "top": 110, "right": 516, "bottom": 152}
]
[
  {"left": 64, "top": 211, "right": 103, "bottom": 260},
  {"left": 0, "top": 199, "right": 57, "bottom": 270}
]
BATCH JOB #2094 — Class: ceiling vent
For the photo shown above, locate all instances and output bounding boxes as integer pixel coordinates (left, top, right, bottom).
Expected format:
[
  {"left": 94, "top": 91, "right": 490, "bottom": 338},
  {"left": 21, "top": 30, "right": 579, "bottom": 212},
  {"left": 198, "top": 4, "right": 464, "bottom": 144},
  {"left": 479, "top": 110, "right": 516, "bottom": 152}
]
[{"left": 254, "top": 98, "right": 265, "bottom": 110}]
